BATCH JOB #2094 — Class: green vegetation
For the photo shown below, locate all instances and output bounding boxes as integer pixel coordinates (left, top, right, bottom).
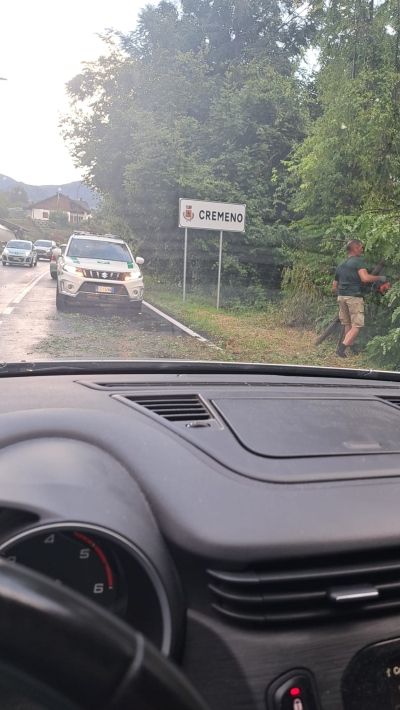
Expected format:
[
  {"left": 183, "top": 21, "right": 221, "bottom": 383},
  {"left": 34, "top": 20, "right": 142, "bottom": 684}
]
[
  {"left": 145, "top": 278, "right": 366, "bottom": 367},
  {"left": 62, "top": 0, "right": 400, "bottom": 367}
]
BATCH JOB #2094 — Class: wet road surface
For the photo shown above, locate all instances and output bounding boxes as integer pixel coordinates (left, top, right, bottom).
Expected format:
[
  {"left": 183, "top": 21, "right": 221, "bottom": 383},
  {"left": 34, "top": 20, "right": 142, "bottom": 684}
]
[{"left": 0, "top": 261, "right": 215, "bottom": 361}]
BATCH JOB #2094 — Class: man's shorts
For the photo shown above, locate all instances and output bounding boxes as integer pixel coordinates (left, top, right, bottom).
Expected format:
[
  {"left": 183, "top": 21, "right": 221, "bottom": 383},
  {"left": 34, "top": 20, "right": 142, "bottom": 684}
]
[{"left": 338, "top": 296, "right": 364, "bottom": 328}]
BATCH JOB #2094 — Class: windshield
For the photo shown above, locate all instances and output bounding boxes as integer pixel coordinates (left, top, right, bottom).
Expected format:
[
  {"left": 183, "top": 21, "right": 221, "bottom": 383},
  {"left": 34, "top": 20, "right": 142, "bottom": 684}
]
[
  {"left": 67, "top": 238, "right": 131, "bottom": 261},
  {"left": 6, "top": 241, "right": 31, "bottom": 250},
  {"left": 1, "top": 1, "right": 398, "bottom": 370}
]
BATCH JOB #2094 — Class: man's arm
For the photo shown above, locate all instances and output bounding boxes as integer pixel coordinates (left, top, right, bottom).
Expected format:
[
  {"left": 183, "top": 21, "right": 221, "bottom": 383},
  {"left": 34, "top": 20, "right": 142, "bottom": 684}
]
[
  {"left": 358, "top": 268, "right": 383, "bottom": 284},
  {"left": 332, "top": 280, "right": 338, "bottom": 294}
]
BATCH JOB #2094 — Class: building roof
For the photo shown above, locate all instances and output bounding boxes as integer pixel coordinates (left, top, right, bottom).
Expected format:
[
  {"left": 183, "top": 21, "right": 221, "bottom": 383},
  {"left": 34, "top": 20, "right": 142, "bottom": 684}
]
[
  {"left": 31, "top": 193, "right": 91, "bottom": 214},
  {"left": 0, "top": 217, "right": 29, "bottom": 233},
  {"left": 0, "top": 224, "right": 14, "bottom": 238}
]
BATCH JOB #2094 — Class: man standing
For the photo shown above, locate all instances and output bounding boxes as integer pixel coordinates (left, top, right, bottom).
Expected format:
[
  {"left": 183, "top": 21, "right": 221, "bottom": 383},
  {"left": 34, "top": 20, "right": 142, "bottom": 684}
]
[{"left": 332, "top": 239, "right": 385, "bottom": 358}]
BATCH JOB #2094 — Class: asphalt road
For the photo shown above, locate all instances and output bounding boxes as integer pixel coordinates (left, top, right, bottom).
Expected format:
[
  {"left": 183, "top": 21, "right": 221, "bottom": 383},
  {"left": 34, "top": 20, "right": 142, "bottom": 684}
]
[{"left": 0, "top": 261, "right": 210, "bottom": 362}]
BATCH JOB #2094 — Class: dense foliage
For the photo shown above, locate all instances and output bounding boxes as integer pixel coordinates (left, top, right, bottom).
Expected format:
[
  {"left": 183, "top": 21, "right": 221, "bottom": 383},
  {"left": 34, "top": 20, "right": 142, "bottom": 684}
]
[
  {"left": 62, "top": 0, "right": 314, "bottom": 303},
  {"left": 63, "top": 0, "right": 400, "bottom": 364}
]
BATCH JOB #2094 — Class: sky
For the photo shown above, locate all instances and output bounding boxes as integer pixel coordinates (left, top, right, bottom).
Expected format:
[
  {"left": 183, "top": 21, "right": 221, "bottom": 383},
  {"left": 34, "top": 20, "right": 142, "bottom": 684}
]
[{"left": 0, "top": 1, "right": 145, "bottom": 186}]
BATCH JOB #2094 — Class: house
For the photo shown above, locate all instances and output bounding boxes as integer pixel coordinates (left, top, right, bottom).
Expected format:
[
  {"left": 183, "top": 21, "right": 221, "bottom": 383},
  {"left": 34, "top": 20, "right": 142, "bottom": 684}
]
[
  {"left": 0, "top": 217, "right": 30, "bottom": 244},
  {"left": 0, "top": 223, "right": 14, "bottom": 244},
  {"left": 31, "top": 193, "right": 91, "bottom": 223}
]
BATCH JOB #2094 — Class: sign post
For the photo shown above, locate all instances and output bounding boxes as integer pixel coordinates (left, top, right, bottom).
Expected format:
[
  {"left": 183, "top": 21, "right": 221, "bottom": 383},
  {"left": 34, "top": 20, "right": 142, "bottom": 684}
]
[
  {"left": 179, "top": 199, "right": 246, "bottom": 308},
  {"left": 217, "top": 231, "right": 223, "bottom": 309},
  {"left": 183, "top": 227, "right": 188, "bottom": 304}
]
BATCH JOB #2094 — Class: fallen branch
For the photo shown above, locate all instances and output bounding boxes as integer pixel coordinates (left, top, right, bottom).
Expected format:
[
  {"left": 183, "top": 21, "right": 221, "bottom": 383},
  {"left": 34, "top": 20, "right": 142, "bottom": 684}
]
[{"left": 315, "top": 316, "right": 340, "bottom": 345}]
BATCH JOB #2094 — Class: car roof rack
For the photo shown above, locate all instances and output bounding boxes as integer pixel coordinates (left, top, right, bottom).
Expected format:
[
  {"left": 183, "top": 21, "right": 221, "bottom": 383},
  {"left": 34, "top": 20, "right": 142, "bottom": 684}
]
[{"left": 71, "top": 231, "right": 122, "bottom": 240}]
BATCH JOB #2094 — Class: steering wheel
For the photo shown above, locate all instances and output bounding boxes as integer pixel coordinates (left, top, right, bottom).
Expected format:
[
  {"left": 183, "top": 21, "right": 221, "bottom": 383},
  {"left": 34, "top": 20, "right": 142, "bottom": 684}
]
[{"left": 0, "top": 559, "right": 210, "bottom": 710}]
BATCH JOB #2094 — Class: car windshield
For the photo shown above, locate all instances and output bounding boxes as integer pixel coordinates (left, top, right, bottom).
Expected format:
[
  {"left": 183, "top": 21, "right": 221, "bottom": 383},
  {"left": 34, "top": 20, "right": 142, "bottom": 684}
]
[
  {"left": 67, "top": 238, "right": 131, "bottom": 261},
  {"left": 6, "top": 241, "right": 30, "bottom": 250},
  {"left": 1, "top": 0, "right": 399, "bottom": 370}
]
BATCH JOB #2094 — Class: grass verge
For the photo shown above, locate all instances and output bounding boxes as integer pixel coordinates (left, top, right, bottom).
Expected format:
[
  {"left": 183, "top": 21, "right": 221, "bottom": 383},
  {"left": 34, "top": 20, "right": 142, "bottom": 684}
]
[{"left": 145, "top": 278, "right": 371, "bottom": 368}]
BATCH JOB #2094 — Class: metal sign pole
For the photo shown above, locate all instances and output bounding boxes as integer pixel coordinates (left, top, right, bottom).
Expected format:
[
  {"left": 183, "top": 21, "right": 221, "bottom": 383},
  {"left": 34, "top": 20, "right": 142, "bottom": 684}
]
[
  {"left": 183, "top": 227, "right": 188, "bottom": 304},
  {"left": 217, "top": 230, "right": 223, "bottom": 309}
]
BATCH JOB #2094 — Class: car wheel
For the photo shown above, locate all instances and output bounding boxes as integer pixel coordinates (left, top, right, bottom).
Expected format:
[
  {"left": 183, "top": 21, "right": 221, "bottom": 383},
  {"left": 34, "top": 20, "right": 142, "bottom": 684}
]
[
  {"left": 2, "top": 262, "right": 6, "bottom": 266},
  {"left": 33, "top": 258, "right": 37, "bottom": 267},
  {"left": 51, "top": 272, "right": 57, "bottom": 280},
  {"left": 29, "top": 260, "right": 33, "bottom": 267},
  {"left": 56, "top": 287, "right": 67, "bottom": 311}
]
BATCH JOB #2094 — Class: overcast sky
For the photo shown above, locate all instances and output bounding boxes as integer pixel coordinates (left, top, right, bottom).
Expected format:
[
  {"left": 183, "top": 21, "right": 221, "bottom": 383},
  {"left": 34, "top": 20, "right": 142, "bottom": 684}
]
[{"left": 0, "top": 1, "right": 144, "bottom": 186}]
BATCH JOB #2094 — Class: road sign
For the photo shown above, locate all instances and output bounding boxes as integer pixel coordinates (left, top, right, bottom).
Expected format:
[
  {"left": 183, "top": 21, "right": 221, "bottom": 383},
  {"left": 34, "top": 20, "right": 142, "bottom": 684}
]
[
  {"left": 179, "top": 199, "right": 246, "bottom": 232},
  {"left": 179, "top": 199, "right": 246, "bottom": 308}
]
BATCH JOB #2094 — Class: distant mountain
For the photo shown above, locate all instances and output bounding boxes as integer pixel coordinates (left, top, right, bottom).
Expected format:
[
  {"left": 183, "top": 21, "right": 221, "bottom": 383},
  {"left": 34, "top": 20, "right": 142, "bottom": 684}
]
[{"left": 0, "top": 174, "right": 99, "bottom": 208}]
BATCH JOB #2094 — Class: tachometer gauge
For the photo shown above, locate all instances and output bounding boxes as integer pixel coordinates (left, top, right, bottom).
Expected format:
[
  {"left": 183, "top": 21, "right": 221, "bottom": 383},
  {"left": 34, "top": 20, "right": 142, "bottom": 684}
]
[
  {"left": 0, "top": 529, "right": 123, "bottom": 612},
  {"left": 0, "top": 524, "right": 171, "bottom": 653}
]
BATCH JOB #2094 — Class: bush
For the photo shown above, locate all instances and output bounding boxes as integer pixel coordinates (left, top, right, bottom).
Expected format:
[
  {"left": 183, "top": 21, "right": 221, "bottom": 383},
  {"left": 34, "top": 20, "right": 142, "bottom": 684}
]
[
  {"left": 279, "top": 264, "right": 331, "bottom": 326},
  {"left": 50, "top": 211, "right": 69, "bottom": 227}
]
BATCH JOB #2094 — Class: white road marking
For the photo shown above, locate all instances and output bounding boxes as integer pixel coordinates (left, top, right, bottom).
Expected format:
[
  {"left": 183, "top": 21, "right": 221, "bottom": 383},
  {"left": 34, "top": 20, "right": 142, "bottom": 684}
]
[
  {"left": 1, "top": 268, "right": 222, "bottom": 351},
  {"left": 143, "top": 300, "right": 222, "bottom": 349},
  {"left": 12, "top": 269, "right": 48, "bottom": 304}
]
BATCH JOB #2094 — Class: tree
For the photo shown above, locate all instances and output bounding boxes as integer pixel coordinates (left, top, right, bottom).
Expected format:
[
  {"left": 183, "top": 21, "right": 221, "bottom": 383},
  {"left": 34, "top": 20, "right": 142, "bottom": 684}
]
[
  {"left": 121, "top": 0, "right": 317, "bottom": 72},
  {"left": 63, "top": 32, "right": 308, "bottom": 293},
  {"left": 0, "top": 193, "right": 10, "bottom": 219},
  {"left": 7, "top": 184, "right": 29, "bottom": 206},
  {"left": 293, "top": 0, "right": 400, "bottom": 222}
]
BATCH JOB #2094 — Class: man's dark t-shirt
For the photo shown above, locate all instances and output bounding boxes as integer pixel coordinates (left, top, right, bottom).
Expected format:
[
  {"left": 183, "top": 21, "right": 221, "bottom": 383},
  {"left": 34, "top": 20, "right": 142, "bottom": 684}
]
[{"left": 334, "top": 256, "right": 366, "bottom": 297}]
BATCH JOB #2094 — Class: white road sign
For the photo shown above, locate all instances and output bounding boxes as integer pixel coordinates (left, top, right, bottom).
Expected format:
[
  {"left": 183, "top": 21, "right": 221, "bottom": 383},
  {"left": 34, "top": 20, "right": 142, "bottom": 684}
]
[{"left": 179, "top": 199, "right": 246, "bottom": 232}]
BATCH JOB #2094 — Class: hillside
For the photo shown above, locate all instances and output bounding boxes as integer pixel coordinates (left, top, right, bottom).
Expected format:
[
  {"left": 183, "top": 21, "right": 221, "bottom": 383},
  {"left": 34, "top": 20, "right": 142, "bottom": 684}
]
[{"left": 0, "top": 174, "right": 99, "bottom": 208}]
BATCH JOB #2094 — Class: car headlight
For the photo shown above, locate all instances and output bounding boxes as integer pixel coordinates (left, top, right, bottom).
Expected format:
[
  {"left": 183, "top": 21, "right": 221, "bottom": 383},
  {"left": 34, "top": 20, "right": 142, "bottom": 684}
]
[
  {"left": 124, "top": 271, "right": 142, "bottom": 281},
  {"left": 62, "top": 264, "right": 84, "bottom": 276},
  {"left": 25, "top": 251, "right": 31, "bottom": 256},
  {"left": 3, "top": 249, "right": 9, "bottom": 255}
]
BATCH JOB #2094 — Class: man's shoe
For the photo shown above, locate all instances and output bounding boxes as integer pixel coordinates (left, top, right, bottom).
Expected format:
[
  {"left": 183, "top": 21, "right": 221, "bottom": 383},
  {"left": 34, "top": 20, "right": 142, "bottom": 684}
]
[{"left": 335, "top": 344, "right": 347, "bottom": 358}]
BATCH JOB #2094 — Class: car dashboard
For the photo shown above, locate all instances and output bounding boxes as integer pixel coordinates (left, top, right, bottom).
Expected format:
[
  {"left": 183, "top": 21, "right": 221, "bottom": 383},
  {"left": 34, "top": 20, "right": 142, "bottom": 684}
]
[{"left": 2, "top": 366, "right": 400, "bottom": 709}]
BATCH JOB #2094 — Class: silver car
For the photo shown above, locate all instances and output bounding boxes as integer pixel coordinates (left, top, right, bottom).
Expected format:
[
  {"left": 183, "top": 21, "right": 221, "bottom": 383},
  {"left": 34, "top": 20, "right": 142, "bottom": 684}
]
[{"left": 2, "top": 240, "right": 38, "bottom": 267}]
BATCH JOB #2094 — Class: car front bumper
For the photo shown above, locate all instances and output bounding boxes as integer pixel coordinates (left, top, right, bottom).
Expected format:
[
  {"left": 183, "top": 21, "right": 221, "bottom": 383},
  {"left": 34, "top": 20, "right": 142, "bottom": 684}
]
[
  {"left": 2, "top": 255, "right": 34, "bottom": 265},
  {"left": 58, "top": 272, "right": 144, "bottom": 305},
  {"left": 35, "top": 251, "right": 52, "bottom": 259}
]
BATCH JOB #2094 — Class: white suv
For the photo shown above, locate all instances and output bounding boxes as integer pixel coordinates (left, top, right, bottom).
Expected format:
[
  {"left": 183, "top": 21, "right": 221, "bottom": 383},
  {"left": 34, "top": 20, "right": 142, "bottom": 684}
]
[{"left": 56, "top": 233, "right": 144, "bottom": 312}]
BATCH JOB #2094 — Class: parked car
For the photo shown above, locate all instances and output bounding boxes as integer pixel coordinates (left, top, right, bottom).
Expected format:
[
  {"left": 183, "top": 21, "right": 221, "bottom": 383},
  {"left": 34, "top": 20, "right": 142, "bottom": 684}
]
[
  {"left": 33, "top": 239, "right": 57, "bottom": 260},
  {"left": 50, "top": 244, "right": 67, "bottom": 279},
  {"left": 2, "top": 240, "right": 38, "bottom": 267},
  {"left": 56, "top": 232, "right": 144, "bottom": 311}
]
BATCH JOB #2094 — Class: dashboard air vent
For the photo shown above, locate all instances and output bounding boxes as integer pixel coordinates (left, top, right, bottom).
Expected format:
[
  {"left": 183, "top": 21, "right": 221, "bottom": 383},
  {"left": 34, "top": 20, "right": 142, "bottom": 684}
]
[
  {"left": 208, "top": 550, "right": 400, "bottom": 626},
  {"left": 123, "top": 394, "right": 212, "bottom": 422}
]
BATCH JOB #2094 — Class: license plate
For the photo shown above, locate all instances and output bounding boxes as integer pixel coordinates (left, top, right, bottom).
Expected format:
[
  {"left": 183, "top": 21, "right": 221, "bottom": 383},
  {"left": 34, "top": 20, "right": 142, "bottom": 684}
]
[{"left": 95, "top": 285, "right": 114, "bottom": 294}]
